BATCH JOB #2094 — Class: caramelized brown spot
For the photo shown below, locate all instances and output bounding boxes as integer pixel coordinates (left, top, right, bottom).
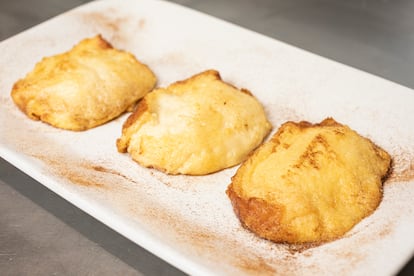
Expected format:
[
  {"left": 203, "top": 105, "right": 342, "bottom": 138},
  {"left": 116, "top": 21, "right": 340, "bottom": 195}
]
[
  {"left": 240, "top": 88, "right": 253, "bottom": 96},
  {"left": 94, "top": 34, "right": 113, "bottom": 49},
  {"left": 294, "top": 134, "right": 330, "bottom": 170}
]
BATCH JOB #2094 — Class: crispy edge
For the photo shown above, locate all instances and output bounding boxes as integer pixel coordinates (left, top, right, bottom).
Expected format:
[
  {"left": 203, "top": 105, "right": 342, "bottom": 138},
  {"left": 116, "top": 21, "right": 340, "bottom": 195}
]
[
  {"left": 226, "top": 183, "right": 298, "bottom": 243},
  {"left": 168, "top": 69, "right": 256, "bottom": 98},
  {"left": 89, "top": 34, "right": 113, "bottom": 49},
  {"left": 116, "top": 98, "right": 148, "bottom": 153},
  {"left": 167, "top": 69, "right": 221, "bottom": 89}
]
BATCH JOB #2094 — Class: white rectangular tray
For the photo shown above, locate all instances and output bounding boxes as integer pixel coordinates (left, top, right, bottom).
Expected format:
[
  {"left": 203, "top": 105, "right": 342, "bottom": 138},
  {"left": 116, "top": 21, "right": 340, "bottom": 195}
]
[{"left": 1, "top": 0, "right": 414, "bottom": 275}]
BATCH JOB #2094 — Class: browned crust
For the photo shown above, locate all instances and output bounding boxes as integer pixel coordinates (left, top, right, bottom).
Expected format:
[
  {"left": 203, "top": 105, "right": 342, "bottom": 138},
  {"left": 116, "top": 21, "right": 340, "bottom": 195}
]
[
  {"left": 168, "top": 69, "right": 221, "bottom": 88},
  {"left": 122, "top": 98, "right": 148, "bottom": 130},
  {"left": 226, "top": 183, "right": 298, "bottom": 243},
  {"left": 11, "top": 81, "right": 30, "bottom": 116},
  {"left": 93, "top": 34, "right": 113, "bottom": 49},
  {"left": 276, "top": 117, "right": 342, "bottom": 132},
  {"left": 116, "top": 99, "right": 148, "bottom": 153},
  {"left": 240, "top": 88, "right": 253, "bottom": 96},
  {"left": 168, "top": 69, "right": 256, "bottom": 98}
]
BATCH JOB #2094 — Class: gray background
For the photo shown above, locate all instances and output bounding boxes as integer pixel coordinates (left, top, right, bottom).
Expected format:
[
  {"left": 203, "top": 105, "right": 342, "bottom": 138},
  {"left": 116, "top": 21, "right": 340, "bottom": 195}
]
[{"left": 1, "top": 0, "right": 413, "bottom": 275}]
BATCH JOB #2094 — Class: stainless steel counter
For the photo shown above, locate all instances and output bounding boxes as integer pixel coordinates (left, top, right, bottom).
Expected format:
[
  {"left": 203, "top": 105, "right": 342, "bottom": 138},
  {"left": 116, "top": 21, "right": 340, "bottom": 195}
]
[{"left": 1, "top": 0, "right": 413, "bottom": 275}]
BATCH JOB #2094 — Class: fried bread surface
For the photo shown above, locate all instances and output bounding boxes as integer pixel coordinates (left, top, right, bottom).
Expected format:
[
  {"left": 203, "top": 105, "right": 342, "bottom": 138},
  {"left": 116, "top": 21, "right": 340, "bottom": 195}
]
[
  {"left": 117, "top": 70, "right": 272, "bottom": 175},
  {"left": 11, "top": 35, "right": 156, "bottom": 130},
  {"left": 227, "top": 118, "right": 391, "bottom": 244}
]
